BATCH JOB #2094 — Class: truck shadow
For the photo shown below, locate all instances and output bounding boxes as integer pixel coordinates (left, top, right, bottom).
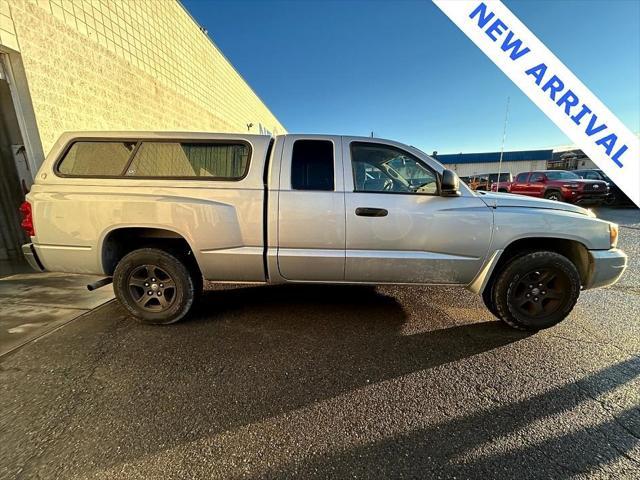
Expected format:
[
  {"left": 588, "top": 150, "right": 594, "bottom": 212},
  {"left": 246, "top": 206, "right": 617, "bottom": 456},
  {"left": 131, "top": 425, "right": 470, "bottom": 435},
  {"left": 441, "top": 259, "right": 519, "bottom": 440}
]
[
  {"left": 69, "top": 284, "right": 535, "bottom": 471},
  {"left": 14, "top": 283, "right": 640, "bottom": 478}
]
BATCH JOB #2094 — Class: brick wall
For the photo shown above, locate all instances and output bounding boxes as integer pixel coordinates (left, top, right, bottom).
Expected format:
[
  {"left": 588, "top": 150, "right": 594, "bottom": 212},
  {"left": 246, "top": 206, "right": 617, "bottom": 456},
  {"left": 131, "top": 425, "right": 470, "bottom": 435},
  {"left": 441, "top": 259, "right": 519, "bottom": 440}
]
[{"left": 1, "top": 0, "right": 285, "bottom": 156}]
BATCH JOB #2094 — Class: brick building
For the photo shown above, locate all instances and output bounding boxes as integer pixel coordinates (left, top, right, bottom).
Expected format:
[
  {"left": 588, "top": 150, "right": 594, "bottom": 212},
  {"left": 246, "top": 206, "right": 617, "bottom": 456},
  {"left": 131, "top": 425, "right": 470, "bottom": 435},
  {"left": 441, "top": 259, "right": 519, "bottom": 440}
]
[{"left": 0, "top": 0, "right": 284, "bottom": 267}]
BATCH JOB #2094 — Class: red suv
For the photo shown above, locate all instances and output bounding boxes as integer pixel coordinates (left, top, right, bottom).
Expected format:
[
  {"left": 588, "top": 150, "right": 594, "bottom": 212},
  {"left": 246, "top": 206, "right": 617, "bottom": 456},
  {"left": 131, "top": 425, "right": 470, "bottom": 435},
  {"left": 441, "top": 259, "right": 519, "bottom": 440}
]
[{"left": 492, "top": 170, "right": 609, "bottom": 205}]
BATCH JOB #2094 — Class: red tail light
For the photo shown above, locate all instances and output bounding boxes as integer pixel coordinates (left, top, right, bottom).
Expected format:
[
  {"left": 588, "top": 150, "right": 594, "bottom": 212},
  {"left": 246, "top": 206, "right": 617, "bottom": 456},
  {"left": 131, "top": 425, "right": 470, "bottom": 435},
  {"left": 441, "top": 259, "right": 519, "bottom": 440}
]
[{"left": 19, "top": 201, "right": 35, "bottom": 237}]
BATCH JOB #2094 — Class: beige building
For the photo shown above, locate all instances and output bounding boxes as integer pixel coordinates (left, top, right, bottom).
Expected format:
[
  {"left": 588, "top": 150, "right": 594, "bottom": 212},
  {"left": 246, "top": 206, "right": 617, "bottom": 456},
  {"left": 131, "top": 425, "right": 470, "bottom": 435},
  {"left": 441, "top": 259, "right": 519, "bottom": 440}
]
[
  {"left": 436, "top": 149, "right": 553, "bottom": 179},
  {"left": 0, "top": 0, "right": 284, "bottom": 267}
]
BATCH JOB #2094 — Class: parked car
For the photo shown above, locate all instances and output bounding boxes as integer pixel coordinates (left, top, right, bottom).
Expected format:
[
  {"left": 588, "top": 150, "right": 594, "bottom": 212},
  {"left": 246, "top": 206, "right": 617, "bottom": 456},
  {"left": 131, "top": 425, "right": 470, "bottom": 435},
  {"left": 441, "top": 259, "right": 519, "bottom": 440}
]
[
  {"left": 573, "top": 169, "right": 631, "bottom": 206},
  {"left": 493, "top": 170, "right": 609, "bottom": 205},
  {"left": 462, "top": 172, "right": 512, "bottom": 191},
  {"left": 491, "top": 179, "right": 512, "bottom": 193},
  {"left": 20, "top": 132, "right": 626, "bottom": 331}
]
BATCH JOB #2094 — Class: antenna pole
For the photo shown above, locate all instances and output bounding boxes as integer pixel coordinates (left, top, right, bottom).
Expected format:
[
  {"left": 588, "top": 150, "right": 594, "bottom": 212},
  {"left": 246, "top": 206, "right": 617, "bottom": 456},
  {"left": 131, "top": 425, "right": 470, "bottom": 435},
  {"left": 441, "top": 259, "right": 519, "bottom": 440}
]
[{"left": 496, "top": 96, "right": 510, "bottom": 192}]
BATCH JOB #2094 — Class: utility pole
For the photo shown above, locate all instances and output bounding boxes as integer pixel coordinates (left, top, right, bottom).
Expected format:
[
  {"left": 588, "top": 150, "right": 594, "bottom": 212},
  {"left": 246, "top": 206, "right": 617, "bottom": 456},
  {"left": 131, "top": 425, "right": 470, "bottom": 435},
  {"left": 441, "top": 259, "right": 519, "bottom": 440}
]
[{"left": 497, "top": 96, "right": 510, "bottom": 192}]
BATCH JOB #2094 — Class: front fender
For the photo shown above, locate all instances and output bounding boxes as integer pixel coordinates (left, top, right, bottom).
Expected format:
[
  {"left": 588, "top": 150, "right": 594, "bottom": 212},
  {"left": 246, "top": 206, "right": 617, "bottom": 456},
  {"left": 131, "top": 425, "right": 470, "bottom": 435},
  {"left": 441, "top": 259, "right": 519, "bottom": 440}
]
[{"left": 467, "top": 207, "right": 612, "bottom": 294}]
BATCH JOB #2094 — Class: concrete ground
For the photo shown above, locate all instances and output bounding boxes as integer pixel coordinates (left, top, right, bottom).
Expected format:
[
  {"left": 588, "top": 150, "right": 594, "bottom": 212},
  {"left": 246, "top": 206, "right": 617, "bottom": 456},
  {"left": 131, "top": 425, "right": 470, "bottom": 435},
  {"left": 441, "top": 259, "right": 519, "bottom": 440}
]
[
  {"left": 0, "top": 208, "right": 638, "bottom": 479},
  {"left": 0, "top": 258, "right": 33, "bottom": 279},
  {"left": 0, "top": 273, "right": 114, "bottom": 357}
]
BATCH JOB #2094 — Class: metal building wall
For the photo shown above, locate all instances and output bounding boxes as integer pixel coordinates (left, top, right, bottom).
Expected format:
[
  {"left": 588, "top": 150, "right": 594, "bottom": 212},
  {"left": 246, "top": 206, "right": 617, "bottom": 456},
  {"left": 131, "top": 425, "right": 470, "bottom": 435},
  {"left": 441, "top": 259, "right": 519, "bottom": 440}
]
[{"left": 445, "top": 160, "right": 549, "bottom": 178}]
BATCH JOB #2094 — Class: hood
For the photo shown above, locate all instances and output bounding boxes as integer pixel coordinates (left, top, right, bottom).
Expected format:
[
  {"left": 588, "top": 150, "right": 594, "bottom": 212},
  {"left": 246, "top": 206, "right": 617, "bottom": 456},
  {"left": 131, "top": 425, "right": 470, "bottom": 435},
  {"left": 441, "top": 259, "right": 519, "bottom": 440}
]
[
  {"left": 572, "top": 179, "right": 605, "bottom": 184},
  {"left": 570, "top": 179, "right": 608, "bottom": 189},
  {"left": 476, "top": 191, "right": 591, "bottom": 215}
]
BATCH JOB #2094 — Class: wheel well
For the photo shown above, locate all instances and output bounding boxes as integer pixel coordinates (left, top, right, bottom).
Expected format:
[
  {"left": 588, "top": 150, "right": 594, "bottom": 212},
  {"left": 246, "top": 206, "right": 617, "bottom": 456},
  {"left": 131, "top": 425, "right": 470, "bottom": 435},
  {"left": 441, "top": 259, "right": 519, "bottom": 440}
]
[
  {"left": 101, "top": 227, "right": 200, "bottom": 277},
  {"left": 487, "top": 237, "right": 590, "bottom": 289}
]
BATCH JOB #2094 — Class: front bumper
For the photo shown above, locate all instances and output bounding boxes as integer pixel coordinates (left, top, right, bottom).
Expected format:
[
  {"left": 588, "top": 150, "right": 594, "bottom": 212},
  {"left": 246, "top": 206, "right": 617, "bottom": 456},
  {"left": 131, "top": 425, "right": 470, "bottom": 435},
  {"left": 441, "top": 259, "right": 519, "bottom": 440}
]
[
  {"left": 570, "top": 192, "right": 608, "bottom": 205},
  {"left": 584, "top": 248, "right": 627, "bottom": 289},
  {"left": 21, "top": 243, "right": 45, "bottom": 272}
]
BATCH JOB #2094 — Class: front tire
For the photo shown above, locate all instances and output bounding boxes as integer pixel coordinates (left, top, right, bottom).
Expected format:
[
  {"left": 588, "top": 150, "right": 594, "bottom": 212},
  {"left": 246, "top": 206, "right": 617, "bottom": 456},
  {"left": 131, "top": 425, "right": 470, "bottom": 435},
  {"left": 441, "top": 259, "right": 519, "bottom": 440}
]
[
  {"left": 544, "top": 190, "right": 563, "bottom": 202},
  {"left": 604, "top": 193, "right": 617, "bottom": 206},
  {"left": 113, "top": 248, "right": 195, "bottom": 325},
  {"left": 493, "top": 251, "right": 581, "bottom": 331},
  {"left": 482, "top": 281, "right": 500, "bottom": 319}
]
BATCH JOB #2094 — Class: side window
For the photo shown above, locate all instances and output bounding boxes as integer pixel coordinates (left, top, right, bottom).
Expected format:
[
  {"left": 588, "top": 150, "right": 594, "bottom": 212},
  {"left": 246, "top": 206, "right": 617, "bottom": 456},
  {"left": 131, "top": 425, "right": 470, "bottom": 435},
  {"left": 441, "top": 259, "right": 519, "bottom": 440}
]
[
  {"left": 515, "top": 173, "right": 529, "bottom": 183},
  {"left": 351, "top": 142, "right": 438, "bottom": 194},
  {"left": 530, "top": 173, "right": 545, "bottom": 183},
  {"left": 57, "top": 141, "right": 136, "bottom": 176},
  {"left": 126, "top": 142, "right": 250, "bottom": 179},
  {"left": 291, "top": 140, "right": 334, "bottom": 191}
]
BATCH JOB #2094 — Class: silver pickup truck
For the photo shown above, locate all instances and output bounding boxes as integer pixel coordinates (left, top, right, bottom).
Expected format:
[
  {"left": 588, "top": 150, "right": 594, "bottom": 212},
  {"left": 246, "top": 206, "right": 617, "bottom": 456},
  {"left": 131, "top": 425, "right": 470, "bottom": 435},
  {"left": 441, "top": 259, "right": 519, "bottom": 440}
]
[{"left": 20, "top": 132, "right": 627, "bottom": 330}]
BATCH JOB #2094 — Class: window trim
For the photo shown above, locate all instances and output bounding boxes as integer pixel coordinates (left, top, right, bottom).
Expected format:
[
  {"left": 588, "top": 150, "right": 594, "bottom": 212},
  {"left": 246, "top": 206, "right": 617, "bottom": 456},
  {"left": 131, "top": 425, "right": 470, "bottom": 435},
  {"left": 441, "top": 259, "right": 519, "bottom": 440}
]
[
  {"left": 349, "top": 141, "right": 440, "bottom": 196},
  {"left": 54, "top": 137, "right": 253, "bottom": 181},
  {"left": 290, "top": 138, "right": 336, "bottom": 192}
]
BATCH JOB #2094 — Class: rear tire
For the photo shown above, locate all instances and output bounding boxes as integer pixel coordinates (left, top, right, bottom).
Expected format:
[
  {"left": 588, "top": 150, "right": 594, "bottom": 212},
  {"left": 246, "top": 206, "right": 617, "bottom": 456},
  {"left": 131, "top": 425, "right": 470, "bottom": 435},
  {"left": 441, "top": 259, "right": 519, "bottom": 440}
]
[
  {"left": 113, "top": 248, "right": 195, "bottom": 325},
  {"left": 493, "top": 251, "right": 581, "bottom": 331}
]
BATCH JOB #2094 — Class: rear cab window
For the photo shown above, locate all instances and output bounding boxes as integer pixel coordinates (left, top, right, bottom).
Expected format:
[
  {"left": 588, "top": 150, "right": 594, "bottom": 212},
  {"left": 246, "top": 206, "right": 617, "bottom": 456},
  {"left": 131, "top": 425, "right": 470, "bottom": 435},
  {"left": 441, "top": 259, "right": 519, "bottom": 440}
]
[
  {"left": 515, "top": 172, "right": 530, "bottom": 183},
  {"left": 56, "top": 140, "right": 251, "bottom": 180},
  {"left": 290, "top": 140, "right": 334, "bottom": 191}
]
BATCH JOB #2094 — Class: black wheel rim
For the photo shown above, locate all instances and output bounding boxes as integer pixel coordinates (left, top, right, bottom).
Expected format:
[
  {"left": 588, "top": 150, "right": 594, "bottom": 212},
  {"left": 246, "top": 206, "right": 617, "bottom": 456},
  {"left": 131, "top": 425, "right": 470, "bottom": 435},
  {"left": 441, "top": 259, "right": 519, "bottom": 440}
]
[
  {"left": 128, "top": 265, "right": 176, "bottom": 312},
  {"left": 510, "top": 268, "right": 569, "bottom": 319},
  {"left": 548, "top": 193, "right": 560, "bottom": 201}
]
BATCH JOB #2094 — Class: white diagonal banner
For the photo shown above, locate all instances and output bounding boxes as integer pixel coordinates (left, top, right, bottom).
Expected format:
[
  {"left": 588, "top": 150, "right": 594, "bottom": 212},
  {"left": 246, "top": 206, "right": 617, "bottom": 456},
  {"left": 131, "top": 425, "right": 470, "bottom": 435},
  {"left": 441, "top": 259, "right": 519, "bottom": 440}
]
[{"left": 433, "top": 0, "right": 639, "bottom": 207}]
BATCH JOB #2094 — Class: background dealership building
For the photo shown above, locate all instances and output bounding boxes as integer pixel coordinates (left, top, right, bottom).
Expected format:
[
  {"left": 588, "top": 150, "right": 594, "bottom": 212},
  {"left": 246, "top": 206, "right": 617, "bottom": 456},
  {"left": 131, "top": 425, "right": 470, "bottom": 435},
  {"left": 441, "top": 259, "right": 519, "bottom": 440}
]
[
  {"left": 0, "top": 0, "right": 284, "bottom": 268},
  {"left": 435, "top": 149, "right": 553, "bottom": 179}
]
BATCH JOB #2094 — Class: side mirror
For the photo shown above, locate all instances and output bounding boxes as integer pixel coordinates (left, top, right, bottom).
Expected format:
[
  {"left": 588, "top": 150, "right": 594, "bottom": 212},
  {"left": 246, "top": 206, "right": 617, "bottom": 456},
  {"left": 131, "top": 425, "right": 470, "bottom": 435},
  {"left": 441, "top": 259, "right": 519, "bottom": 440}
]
[{"left": 441, "top": 169, "right": 461, "bottom": 197}]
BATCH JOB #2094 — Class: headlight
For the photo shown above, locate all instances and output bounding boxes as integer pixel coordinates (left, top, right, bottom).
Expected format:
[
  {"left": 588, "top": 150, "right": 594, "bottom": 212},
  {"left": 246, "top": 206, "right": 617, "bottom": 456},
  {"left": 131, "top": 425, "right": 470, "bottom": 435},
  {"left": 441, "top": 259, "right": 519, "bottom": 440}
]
[
  {"left": 562, "top": 183, "right": 579, "bottom": 189},
  {"left": 610, "top": 223, "right": 619, "bottom": 248}
]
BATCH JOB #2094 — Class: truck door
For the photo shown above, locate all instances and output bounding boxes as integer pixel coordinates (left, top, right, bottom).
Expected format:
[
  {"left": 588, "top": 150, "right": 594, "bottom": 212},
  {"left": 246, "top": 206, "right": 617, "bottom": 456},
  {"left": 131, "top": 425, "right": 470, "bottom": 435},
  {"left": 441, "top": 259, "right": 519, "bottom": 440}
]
[
  {"left": 528, "top": 172, "right": 546, "bottom": 197},
  {"left": 277, "top": 135, "right": 346, "bottom": 281},
  {"left": 511, "top": 172, "right": 530, "bottom": 195},
  {"left": 342, "top": 139, "right": 492, "bottom": 284}
]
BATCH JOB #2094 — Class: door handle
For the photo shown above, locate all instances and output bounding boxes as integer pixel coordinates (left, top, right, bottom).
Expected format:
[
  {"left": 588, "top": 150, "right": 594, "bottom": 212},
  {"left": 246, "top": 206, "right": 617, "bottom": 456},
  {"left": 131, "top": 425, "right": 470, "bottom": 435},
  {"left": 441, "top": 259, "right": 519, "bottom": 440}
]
[{"left": 355, "top": 207, "right": 388, "bottom": 217}]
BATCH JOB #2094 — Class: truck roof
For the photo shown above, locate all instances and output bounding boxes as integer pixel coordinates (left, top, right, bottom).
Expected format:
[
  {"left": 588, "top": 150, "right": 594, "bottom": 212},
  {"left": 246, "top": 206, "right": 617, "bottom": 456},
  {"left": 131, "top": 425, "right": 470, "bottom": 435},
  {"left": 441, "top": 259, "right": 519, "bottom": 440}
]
[{"left": 55, "top": 131, "right": 275, "bottom": 142}]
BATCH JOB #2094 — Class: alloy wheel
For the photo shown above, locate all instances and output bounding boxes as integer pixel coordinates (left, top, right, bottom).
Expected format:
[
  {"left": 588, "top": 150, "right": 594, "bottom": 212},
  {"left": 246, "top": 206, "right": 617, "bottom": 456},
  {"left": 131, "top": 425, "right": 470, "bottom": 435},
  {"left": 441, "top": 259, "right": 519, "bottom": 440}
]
[
  {"left": 128, "top": 264, "right": 176, "bottom": 312},
  {"left": 510, "top": 268, "right": 568, "bottom": 319}
]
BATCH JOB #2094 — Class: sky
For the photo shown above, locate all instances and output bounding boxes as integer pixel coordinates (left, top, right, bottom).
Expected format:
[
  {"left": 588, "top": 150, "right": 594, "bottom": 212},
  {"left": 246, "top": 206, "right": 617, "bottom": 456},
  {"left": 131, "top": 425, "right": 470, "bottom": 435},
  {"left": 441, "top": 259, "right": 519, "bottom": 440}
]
[{"left": 182, "top": 0, "right": 640, "bottom": 154}]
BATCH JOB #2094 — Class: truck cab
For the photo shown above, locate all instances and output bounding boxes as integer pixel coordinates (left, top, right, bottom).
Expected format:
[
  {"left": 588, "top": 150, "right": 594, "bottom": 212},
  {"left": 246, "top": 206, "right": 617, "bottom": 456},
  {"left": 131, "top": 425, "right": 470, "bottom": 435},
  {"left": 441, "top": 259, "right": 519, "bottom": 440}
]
[{"left": 272, "top": 135, "right": 492, "bottom": 285}]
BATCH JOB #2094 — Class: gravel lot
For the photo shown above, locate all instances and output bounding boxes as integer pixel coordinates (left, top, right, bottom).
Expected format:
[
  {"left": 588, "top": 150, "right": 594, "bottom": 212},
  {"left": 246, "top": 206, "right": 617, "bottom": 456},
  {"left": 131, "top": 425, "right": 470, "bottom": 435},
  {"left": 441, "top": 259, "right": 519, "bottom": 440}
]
[{"left": 1, "top": 208, "right": 638, "bottom": 479}]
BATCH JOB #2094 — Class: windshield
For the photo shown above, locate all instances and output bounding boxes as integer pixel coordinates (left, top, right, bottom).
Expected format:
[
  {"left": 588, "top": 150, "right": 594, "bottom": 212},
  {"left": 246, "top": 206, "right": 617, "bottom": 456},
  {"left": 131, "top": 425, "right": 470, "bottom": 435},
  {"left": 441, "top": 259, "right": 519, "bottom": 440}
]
[{"left": 545, "top": 171, "right": 580, "bottom": 180}]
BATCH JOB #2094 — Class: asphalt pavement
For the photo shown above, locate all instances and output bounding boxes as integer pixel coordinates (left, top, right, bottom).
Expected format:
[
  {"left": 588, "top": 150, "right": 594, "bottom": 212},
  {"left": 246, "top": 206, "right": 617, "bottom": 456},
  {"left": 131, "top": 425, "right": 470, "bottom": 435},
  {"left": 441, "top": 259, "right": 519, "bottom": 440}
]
[{"left": 0, "top": 208, "right": 638, "bottom": 479}]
